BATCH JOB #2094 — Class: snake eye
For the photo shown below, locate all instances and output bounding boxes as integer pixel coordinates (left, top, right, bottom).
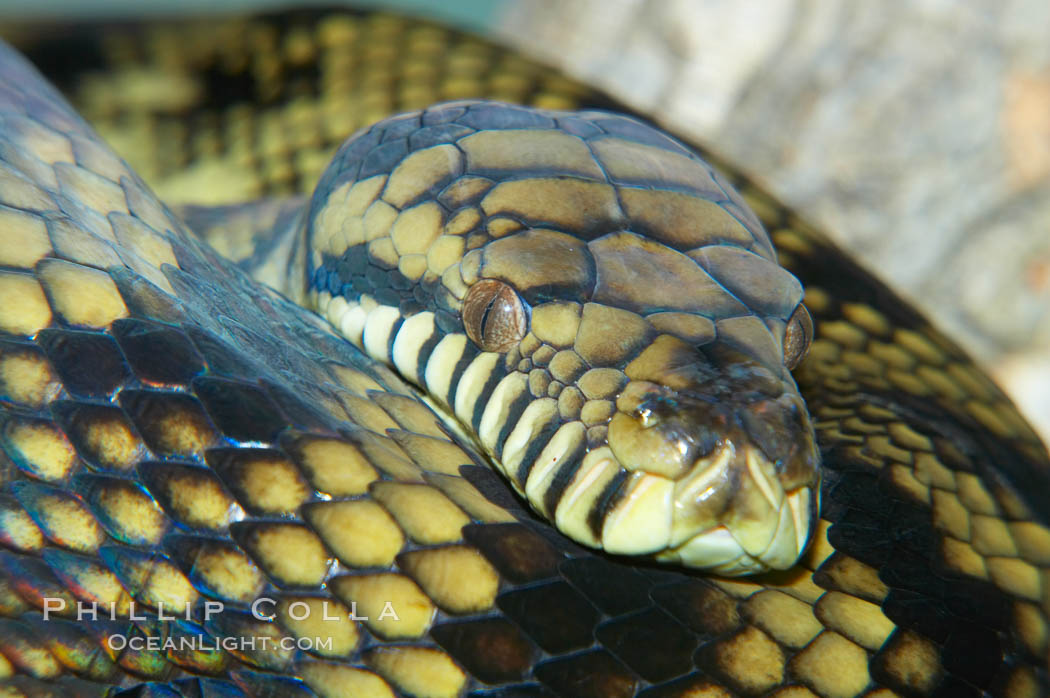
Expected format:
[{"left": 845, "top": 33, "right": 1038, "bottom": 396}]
[
  {"left": 462, "top": 279, "right": 528, "bottom": 352},
  {"left": 783, "top": 304, "right": 813, "bottom": 370}
]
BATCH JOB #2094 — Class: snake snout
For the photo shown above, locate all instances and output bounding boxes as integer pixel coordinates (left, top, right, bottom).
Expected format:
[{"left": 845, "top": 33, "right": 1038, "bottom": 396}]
[{"left": 607, "top": 361, "right": 821, "bottom": 575}]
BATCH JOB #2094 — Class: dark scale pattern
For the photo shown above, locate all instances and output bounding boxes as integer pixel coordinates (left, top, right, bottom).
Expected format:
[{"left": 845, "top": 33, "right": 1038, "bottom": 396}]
[
  {"left": 826, "top": 502, "right": 894, "bottom": 568},
  {"left": 109, "top": 269, "right": 188, "bottom": 327},
  {"left": 459, "top": 103, "right": 556, "bottom": 130},
  {"left": 943, "top": 622, "right": 1005, "bottom": 689},
  {"left": 359, "top": 138, "right": 410, "bottom": 180},
  {"left": 467, "top": 361, "right": 511, "bottom": 434},
  {"left": 880, "top": 547, "right": 945, "bottom": 598},
  {"left": 431, "top": 617, "right": 538, "bottom": 684},
  {"left": 381, "top": 112, "right": 426, "bottom": 141},
  {"left": 261, "top": 381, "right": 338, "bottom": 435},
  {"left": 410, "top": 123, "right": 475, "bottom": 150},
  {"left": 191, "top": 378, "right": 288, "bottom": 444},
  {"left": 321, "top": 129, "right": 381, "bottom": 193},
  {"left": 767, "top": 221, "right": 1050, "bottom": 693},
  {"left": 584, "top": 468, "right": 632, "bottom": 542},
  {"left": 111, "top": 319, "right": 206, "bottom": 386},
  {"left": 365, "top": 264, "right": 395, "bottom": 290},
  {"left": 588, "top": 115, "right": 694, "bottom": 155},
  {"left": 0, "top": 8, "right": 1049, "bottom": 698},
  {"left": 498, "top": 581, "right": 601, "bottom": 654},
  {"left": 555, "top": 115, "right": 605, "bottom": 139},
  {"left": 462, "top": 523, "right": 564, "bottom": 583},
  {"left": 214, "top": 320, "right": 287, "bottom": 374},
  {"left": 434, "top": 306, "right": 464, "bottom": 335},
  {"left": 785, "top": 265, "right": 1050, "bottom": 694},
  {"left": 941, "top": 577, "right": 1011, "bottom": 631},
  {"left": 37, "top": 330, "right": 130, "bottom": 398},
  {"left": 559, "top": 557, "right": 654, "bottom": 616},
  {"left": 817, "top": 458, "right": 1026, "bottom": 694},
  {"left": 318, "top": 246, "right": 422, "bottom": 311},
  {"left": 456, "top": 463, "right": 530, "bottom": 513},
  {"left": 183, "top": 327, "right": 270, "bottom": 381},
  {"left": 882, "top": 590, "right": 955, "bottom": 644},
  {"left": 533, "top": 649, "right": 639, "bottom": 698},
  {"left": 595, "top": 608, "right": 697, "bottom": 682},
  {"left": 649, "top": 579, "right": 741, "bottom": 637}
]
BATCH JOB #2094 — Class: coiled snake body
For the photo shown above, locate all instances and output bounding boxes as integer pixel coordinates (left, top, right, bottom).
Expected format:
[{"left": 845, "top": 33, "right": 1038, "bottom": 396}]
[{"left": 0, "top": 10, "right": 1048, "bottom": 698}]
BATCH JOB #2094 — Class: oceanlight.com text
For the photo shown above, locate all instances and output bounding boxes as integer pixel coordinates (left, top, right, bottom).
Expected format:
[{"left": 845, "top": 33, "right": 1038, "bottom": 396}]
[{"left": 106, "top": 634, "right": 334, "bottom": 653}]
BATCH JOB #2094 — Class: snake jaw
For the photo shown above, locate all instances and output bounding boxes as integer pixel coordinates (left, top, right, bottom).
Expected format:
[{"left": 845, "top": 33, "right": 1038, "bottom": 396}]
[
  {"left": 659, "top": 430, "right": 819, "bottom": 574},
  {"left": 606, "top": 356, "right": 821, "bottom": 575}
]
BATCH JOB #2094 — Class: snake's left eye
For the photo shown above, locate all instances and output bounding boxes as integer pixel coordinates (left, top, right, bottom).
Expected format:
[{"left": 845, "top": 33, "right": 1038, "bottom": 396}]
[
  {"left": 783, "top": 304, "right": 813, "bottom": 370},
  {"left": 462, "top": 279, "right": 528, "bottom": 352}
]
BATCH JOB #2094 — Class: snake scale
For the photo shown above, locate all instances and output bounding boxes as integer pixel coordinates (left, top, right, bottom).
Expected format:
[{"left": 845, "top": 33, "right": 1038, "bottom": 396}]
[{"left": 0, "top": 8, "right": 1048, "bottom": 698}]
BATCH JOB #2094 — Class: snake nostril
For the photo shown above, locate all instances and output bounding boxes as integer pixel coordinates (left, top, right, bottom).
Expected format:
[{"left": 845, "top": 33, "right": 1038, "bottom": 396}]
[{"left": 637, "top": 403, "right": 661, "bottom": 427}]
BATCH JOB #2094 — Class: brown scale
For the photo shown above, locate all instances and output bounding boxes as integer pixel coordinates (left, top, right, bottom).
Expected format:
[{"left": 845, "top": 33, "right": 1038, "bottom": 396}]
[{"left": 0, "top": 8, "right": 1047, "bottom": 698}]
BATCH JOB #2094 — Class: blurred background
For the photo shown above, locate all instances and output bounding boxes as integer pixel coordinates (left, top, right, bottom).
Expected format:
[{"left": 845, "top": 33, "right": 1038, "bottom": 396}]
[{"left": 2, "top": 0, "right": 1048, "bottom": 445}]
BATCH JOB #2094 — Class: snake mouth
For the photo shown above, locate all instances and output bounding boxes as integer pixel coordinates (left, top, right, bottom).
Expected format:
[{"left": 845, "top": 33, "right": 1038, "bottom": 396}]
[
  {"left": 657, "top": 441, "right": 819, "bottom": 575},
  {"left": 604, "top": 361, "right": 821, "bottom": 575}
]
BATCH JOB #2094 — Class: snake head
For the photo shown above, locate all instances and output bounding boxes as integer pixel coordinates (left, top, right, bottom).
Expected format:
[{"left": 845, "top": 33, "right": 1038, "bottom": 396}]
[
  {"left": 305, "top": 100, "right": 822, "bottom": 576},
  {"left": 606, "top": 336, "right": 821, "bottom": 575}
]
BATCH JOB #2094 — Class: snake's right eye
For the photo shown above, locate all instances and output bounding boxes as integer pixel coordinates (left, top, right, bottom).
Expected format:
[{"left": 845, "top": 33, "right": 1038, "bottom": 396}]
[
  {"left": 783, "top": 304, "right": 813, "bottom": 370},
  {"left": 462, "top": 279, "right": 528, "bottom": 352}
]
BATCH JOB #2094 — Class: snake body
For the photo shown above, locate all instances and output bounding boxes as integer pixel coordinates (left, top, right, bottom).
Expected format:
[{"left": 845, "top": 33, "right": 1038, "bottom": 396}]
[{"left": 0, "top": 9, "right": 1048, "bottom": 698}]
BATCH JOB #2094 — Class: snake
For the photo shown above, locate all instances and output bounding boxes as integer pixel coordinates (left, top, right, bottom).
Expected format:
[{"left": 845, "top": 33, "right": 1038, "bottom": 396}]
[{"left": 0, "top": 8, "right": 1048, "bottom": 698}]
